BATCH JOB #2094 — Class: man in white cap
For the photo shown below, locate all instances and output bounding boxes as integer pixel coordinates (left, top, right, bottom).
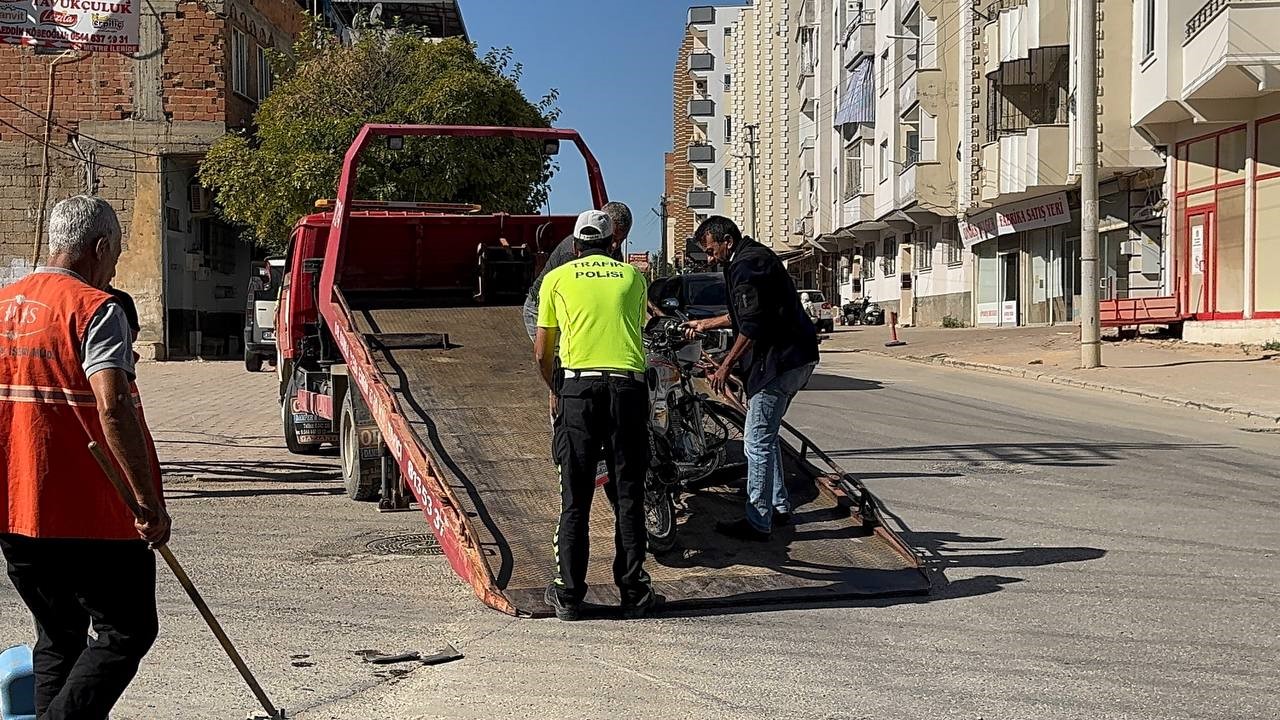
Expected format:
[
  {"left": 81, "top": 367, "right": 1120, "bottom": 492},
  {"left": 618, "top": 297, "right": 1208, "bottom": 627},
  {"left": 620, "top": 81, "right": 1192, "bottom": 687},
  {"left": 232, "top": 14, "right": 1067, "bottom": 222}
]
[{"left": 533, "top": 209, "right": 659, "bottom": 621}]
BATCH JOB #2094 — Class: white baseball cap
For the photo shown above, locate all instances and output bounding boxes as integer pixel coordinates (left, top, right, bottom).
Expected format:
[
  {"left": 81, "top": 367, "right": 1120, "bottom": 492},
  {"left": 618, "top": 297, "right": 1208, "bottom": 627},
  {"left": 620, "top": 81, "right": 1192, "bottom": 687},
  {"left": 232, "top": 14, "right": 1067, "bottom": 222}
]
[{"left": 573, "top": 209, "right": 614, "bottom": 242}]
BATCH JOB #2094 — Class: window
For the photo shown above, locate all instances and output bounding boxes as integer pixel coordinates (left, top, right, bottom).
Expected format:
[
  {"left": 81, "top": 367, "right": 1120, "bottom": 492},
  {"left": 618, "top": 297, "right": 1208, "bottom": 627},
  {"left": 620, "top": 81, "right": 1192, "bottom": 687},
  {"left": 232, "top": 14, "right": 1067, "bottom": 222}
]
[
  {"left": 724, "top": 73, "right": 731, "bottom": 90},
  {"left": 724, "top": 169, "right": 733, "bottom": 193},
  {"left": 844, "top": 145, "right": 863, "bottom": 199},
  {"left": 1143, "top": 0, "right": 1156, "bottom": 58},
  {"left": 943, "top": 220, "right": 964, "bottom": 265},
  {"left": 882, "top": 237, "right": 897, "bottom": 276},
  {"left": 902, "top": 6, "right": 921, "bottom": 77},
  {"left": 862, "top": 243, "right": 876, "bottom": 280},
  {"left": 725, "top": 115, "right": 732, "bottom": 142},
  {"left": 879, "top": 139, "right": 889, "bottom": 183},
  {"left": 724, "top": 26, "right": 732, "bottom": 36},
  {"left": 879, "top": 49, "right": 889, "bottom": 93},
  {"left": 256, "top": 45, "right": 272, "bottom": 101},
  {"left": 905, "top": 128, "right": 920, "bottom": 168},
  {"left": 231, "top": 29, "right": 250, "bottom": 98},
  {"left": 915, "top": 227, "right": 933, "bottom": 271}
]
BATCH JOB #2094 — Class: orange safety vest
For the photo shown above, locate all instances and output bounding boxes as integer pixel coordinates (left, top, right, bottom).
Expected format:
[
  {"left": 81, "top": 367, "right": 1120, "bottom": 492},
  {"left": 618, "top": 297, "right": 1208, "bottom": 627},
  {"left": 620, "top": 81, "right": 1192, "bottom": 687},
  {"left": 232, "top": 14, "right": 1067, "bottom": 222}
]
[{"left": 0, "top": 271, "right": 163, "bottom": 540}]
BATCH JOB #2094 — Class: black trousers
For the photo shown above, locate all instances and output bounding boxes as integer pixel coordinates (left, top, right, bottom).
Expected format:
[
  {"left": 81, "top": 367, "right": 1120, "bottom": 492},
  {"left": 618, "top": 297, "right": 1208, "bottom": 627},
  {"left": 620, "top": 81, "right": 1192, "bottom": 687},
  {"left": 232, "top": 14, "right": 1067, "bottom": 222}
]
[
  {"left": 0, "top": 534, "right": 158, "bottom": 720},
  {"left": 552, "top": 375, "right": 652, "bottom": 605}
]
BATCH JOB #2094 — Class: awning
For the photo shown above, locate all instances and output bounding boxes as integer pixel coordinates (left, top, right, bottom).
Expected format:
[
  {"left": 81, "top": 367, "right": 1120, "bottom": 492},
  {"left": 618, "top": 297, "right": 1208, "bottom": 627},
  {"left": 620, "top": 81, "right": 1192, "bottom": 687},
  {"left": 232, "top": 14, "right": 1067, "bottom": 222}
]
[{"left": 835, "top": 58, "right": 875, "bottom": 127}]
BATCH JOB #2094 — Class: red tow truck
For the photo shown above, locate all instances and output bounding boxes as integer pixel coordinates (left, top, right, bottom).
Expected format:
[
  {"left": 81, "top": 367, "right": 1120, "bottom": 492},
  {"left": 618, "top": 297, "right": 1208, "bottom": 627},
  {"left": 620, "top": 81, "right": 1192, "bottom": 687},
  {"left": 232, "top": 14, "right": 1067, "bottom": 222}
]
[{"left": 274, "top": 124, "right": 927, "bottom": 616}]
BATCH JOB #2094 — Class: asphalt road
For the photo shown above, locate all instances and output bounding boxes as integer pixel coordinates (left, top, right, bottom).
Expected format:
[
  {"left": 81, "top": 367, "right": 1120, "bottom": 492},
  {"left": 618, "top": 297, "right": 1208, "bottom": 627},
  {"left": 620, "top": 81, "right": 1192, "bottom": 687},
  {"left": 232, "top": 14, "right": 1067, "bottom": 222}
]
[{"left": 2, "top": 354, "right": 1277, "bottom": 720}]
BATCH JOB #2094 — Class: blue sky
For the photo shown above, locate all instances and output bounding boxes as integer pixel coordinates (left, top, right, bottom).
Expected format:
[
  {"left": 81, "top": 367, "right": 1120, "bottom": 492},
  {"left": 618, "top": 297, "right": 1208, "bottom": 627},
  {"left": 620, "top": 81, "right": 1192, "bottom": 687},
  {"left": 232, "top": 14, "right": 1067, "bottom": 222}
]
[{"left": 465, "top": 1, "right": 746, "bottom": 255}]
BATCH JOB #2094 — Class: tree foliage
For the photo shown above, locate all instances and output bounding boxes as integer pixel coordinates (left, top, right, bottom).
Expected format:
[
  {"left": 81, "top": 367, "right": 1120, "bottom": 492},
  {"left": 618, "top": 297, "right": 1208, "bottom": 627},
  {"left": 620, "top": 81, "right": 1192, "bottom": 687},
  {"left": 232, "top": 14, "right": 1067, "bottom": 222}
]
[{"left": 200, "top": 19, "right": 559, "bottom": 252}]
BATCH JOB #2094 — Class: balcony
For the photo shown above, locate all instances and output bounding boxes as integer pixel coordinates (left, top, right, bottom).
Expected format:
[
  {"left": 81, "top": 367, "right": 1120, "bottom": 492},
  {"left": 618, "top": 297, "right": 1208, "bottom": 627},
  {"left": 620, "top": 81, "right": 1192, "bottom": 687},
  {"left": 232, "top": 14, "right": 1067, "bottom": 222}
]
[
  {"left": 897, "top": 163, "right": 917, "bottom": 206},
  {"left": 688, "top": 144, "right": 715, "bottom": 164},
  {"left": 898, "top": 70, "right": 917, "bottom": 114},
  {"left": 688, "top": 98, "right": 715, "bottom": 117},
  {"left": 983, "top": 0, "right": 1069, "bottom": 74},
  {"left": 688, "top": 188, "right": 716, "bottom": 209},
  {"left": 842, "top": 9, "right": 876, "bottom": 67},
  {"left": 842, "top": 192, "right": 874, "bottom": 228},
  {"left": 689, "top": 52, "right": 715, "bottom": 73},
  {"left": 688, "top": 6, "right": 715, "bottom": 25},
  {"left": 1182, "top": 0, "right": 1280, "bottom": 102},
  {"left": 978, "top": 125, "right": 1070, "bottom": 203}
]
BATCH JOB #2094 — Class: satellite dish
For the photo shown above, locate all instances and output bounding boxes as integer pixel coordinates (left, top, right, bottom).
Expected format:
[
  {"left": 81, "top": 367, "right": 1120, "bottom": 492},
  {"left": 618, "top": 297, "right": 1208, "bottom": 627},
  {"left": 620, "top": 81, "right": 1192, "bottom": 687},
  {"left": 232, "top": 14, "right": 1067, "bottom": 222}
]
[{"left": 369, "top": 2, "right": 382, "bottom": 24}]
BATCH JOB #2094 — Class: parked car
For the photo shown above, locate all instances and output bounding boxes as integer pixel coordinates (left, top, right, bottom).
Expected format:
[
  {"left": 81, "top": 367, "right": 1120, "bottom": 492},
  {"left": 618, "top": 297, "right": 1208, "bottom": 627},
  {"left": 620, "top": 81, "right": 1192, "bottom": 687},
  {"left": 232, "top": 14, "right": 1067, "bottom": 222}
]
[
  {"left": 649, "top": 272, "right": 728, "bottom": 320},
  {"left": 243, "top": 257, "right": 284, "bottom": 372},
  {"left": 798, "top": 289, "right": 835, "bottom": 333}
]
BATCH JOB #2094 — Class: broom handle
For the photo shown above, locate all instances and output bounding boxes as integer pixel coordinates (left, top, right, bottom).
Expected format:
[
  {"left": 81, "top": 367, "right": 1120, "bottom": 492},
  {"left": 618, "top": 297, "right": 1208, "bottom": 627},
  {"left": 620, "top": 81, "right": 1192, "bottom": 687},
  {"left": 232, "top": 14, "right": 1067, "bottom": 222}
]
[{"left": 87, "top": 442, "right": 281, "bottom": 719}]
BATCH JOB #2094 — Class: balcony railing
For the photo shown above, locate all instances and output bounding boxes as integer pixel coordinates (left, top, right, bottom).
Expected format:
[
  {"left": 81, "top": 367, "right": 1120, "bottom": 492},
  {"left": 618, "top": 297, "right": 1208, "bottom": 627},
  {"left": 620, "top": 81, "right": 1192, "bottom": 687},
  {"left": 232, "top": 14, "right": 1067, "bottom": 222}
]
[
  {"left": 688, "top": 98, "right": 715, "bottom": 116},
  {"left": 688, "top": 144, "right": 715, "bottom": 163},
  {"left": 689, "top": 52, "right": 715, "bottom": 72},
  {"left": 1186, "top": 0, "right": 1230, "bottom": 42},
  {"left": 688, "top": 188, "right": 716, "bottom": 208},
  {"left": 689, "top": 6, "right": 715, "bottom": 25},
  {"left": 987, "top": 48, "right": 1070, "bottom": 141}
]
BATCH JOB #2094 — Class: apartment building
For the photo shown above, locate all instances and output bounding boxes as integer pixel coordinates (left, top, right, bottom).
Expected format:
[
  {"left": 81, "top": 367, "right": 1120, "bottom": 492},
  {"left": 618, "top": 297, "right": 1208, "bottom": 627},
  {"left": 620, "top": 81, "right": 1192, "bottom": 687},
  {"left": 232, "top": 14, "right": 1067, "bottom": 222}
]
[
  {"left": 727, "top": 0, "right": 797, "bottom": 252},
  {"left": 1132, "top": 0, "right": 1280, "bottom": 343},
  {"left": 814, "top": 0, "right": 966, "bottom": 325},
  {"left": 666, "top": 5, "right": 743, "bottom": 265},
  {"left": 960, "top": 0, "right": 1163, "bottom": 328}
]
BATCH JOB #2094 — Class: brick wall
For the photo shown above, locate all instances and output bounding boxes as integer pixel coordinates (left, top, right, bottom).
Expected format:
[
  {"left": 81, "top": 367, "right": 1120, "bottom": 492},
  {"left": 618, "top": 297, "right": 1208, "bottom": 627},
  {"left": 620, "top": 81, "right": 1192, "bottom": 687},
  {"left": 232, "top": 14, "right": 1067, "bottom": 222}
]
[
  {"left": 163, "top": 2, "right": 226, "bottom": 122},
  {"left": 670, "top": 30, "right": 695, "bottom": 263}
]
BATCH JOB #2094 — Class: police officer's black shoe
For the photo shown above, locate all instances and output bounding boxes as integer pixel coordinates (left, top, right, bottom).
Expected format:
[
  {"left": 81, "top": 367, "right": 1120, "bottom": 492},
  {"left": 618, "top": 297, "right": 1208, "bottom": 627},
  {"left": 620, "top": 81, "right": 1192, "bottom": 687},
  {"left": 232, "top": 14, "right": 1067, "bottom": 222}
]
[
  {"left": 773, "top": 509, "right": 794, "bottom": 527},
  {"left": 544, "top": 585, "right": 581, "bottom": 621},
  {"left": 622, "top": 589, "right": 665, "bottom": 620},
  {"left": 716, "top": 518, "right": 771, "bottom": 542}
]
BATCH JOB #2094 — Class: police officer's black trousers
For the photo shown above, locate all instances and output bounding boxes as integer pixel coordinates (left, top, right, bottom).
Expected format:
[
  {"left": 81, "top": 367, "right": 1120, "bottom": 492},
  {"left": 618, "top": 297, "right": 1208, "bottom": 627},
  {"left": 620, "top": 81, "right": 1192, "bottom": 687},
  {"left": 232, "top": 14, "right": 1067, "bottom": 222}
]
[
  {"left": 0, "top": 534, "right": 158, "bottom": 720},
  {"left": 551, "top": 375, "right": 652, "bottom": 606}
]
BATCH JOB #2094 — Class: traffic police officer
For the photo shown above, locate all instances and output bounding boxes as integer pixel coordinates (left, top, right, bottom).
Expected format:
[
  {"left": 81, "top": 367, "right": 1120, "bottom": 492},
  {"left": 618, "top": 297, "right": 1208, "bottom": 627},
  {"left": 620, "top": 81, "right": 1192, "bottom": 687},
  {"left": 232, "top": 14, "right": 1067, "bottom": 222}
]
[{"left": 533, "top": 209, "right": 659, "bottom": 621}]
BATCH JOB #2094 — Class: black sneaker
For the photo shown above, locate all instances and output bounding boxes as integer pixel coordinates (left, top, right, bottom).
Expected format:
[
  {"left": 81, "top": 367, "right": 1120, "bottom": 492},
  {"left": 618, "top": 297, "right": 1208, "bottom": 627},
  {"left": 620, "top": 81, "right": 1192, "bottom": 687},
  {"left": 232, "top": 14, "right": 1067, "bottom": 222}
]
[
  {"left": 544, "top": 585, "right": 581, "bottom": 621},
  {"left": 715, "top": 518, "right": 771, "bottom": 542},
  {"left": 622, "top": 590, "right": 666, "bottom": 619},
  {"left": 773, "top": 509, "right": 793, "bottom": 526}
]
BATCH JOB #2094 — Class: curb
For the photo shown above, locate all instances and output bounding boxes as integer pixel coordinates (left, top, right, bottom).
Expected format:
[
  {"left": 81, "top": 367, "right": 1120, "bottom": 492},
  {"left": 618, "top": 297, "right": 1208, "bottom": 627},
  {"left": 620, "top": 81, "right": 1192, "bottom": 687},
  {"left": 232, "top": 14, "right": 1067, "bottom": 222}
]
[{"left": 846, "top": 348, "right": 1280, "bottom": 425}]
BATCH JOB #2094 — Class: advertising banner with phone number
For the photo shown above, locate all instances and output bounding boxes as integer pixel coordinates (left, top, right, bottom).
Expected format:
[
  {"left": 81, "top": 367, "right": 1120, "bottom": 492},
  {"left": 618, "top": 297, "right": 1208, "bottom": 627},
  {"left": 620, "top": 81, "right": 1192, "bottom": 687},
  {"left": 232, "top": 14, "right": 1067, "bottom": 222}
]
[{"left": 0, "top": 0, "right": 139, "bottom": 54}]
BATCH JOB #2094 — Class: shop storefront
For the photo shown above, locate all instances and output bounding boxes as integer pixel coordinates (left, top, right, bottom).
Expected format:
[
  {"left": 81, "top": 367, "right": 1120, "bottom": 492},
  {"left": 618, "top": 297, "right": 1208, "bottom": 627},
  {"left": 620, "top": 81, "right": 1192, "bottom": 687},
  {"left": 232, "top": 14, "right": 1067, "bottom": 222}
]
[{"left": 961, "top": 191, "right": 1078, "bottom": 327}]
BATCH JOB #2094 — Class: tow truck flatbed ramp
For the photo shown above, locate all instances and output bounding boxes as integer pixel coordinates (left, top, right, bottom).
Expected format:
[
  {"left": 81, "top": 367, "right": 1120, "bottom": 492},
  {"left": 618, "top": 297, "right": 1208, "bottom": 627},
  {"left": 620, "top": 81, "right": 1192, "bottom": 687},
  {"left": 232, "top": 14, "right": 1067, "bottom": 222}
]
[{"left": 349, "top": 296, "right": 928, "bottom": 615}]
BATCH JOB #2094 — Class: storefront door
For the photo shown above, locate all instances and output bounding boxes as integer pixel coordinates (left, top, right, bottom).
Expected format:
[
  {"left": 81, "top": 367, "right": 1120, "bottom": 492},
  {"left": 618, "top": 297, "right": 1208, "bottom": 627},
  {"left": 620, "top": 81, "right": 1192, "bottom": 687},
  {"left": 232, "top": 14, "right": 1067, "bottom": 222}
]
[
  {"left": 1184, "top": 207, "right": 1214, "bottom": 316},
  {"left": 1000, "top": 251, "right": 1019, "bottom": 326}
]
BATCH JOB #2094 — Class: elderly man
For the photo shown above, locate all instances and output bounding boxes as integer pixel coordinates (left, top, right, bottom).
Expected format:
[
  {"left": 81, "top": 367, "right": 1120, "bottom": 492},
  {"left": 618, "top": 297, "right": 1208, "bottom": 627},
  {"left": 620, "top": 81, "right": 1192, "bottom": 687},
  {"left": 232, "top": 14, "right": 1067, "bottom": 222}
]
[
  {"left": 0, "top": 195, "right": 170, "bottom": 720},
  {"left": 523, "top": 201, "right": 632, "bottom": 340}
]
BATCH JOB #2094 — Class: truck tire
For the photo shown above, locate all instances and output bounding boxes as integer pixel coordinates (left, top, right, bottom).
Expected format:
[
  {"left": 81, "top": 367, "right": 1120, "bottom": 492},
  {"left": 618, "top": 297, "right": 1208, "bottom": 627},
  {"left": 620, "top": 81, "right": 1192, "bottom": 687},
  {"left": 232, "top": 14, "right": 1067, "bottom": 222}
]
[
  {"left": 245, "top": 349, "right": 263, "bottom": 373},
  {"left": 283, "top": 375, "right": 322, "bottom": 455},
  {"left": 340, "top": 389, "right": 381, "bottom": 502}
]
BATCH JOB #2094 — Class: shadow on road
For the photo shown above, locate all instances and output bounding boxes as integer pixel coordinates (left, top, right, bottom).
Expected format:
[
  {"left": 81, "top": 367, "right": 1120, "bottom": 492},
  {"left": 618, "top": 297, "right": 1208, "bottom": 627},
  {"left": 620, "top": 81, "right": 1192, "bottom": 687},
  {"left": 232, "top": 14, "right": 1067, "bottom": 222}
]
[
  {"left": 826, "top": 441, "right": 1222, "bottom": 469},
  {"left": 162, "top": 458, "right": 338, "bottom": 483},
  {"left": 802, "top": 373, "right": 884, "bottom": 392},
  {"left": 164, "top": 484, "right": 345, "bottom": 501}
]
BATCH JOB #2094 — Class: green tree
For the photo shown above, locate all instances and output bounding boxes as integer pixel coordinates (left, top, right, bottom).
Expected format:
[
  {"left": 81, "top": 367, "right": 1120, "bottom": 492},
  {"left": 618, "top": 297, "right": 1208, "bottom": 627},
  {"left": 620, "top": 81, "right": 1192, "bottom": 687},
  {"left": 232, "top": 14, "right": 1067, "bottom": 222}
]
[{"left": 200, "top": 22, "right": 559, "bottom": 252}]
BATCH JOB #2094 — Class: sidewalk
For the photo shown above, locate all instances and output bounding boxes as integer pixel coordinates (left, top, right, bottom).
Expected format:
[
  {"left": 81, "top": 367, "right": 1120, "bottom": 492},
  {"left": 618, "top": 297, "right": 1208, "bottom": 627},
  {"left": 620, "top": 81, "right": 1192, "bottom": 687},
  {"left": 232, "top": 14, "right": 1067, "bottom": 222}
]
[
  {"left": 136, "top": 361, "right": 339, "bottom": 481},
  {"left": 824, "top": 323, "right": 1280, "bottom": 423}
]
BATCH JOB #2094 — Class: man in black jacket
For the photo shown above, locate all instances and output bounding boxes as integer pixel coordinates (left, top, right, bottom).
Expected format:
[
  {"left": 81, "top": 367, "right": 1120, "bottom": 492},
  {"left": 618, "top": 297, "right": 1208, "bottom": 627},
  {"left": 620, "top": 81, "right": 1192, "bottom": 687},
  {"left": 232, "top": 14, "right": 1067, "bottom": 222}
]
[{"left": 684, "top": 216, "right": 819, "bottom": 541}]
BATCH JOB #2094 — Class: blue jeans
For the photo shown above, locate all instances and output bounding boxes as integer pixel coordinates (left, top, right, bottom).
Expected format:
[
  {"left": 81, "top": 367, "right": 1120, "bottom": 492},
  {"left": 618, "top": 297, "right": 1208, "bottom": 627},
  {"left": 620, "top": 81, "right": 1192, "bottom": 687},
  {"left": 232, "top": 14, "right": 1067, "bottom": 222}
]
[{"left": 743, "top": 362, "right": 816, "bottom": 532}]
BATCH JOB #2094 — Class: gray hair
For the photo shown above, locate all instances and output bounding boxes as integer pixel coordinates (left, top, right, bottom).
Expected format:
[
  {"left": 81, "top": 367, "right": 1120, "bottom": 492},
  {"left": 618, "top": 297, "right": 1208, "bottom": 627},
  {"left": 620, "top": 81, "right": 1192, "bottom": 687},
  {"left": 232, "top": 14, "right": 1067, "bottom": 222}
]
[
  {"left": 602, "top": 201, "right": 632, "bottom": 233},
  {"left": 48, "top": 195, "right": 120, "bottom": 260}
]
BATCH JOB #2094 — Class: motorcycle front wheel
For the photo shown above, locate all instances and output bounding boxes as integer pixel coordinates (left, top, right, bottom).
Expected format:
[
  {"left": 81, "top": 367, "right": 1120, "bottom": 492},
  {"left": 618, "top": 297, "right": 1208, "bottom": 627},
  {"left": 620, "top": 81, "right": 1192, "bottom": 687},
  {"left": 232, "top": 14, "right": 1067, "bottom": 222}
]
[{"left": 645, "top": 487, "right": 677, "bottom": 555}]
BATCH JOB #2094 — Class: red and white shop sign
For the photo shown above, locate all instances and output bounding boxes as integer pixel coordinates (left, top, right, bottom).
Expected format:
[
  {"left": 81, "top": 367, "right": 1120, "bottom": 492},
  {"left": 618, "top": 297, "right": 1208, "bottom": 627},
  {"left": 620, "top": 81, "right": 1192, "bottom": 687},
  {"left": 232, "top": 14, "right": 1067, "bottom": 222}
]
[
  {"left": 0, "top": 0, "right": 139, "bottom": 54},
  {"left": 959, "top": 191, "right": 1072, "bottom": 248}
]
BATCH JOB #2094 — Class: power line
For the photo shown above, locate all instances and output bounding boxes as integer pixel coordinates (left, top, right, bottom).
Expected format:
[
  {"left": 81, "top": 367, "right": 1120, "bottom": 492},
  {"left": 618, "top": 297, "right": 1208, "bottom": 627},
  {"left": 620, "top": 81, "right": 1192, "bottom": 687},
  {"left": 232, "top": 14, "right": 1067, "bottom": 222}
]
[
  {"left": 0, "top": 92, "right": 167, "bottom": 158},
  {"left": 0, "top": 116, "right": 180, "bottom": 175}
]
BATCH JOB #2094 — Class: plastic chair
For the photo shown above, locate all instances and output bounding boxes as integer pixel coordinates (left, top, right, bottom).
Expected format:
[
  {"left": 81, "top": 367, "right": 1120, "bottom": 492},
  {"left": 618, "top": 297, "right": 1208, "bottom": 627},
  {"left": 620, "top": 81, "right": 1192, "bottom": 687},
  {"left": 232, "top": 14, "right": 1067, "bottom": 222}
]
[{"left": 0, "top": 645, "right": 35, "bottom": 720}]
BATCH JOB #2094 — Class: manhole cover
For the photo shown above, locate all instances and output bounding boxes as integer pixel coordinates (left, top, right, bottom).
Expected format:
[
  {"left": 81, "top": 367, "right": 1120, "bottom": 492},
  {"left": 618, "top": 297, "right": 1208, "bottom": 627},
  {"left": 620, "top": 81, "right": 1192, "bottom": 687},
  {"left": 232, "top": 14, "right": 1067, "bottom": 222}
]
[{"left": 365, "top": 534, "right": 443, "bottom": 556}]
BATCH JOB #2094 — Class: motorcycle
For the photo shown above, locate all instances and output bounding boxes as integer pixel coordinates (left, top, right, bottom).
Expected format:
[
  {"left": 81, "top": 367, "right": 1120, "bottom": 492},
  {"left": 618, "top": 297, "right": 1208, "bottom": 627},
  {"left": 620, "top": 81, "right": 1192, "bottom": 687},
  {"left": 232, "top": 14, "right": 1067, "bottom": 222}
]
[
  {"left": 641, "top": 313, "right": 735, "bottom": 554},
  {"left": 842, "top": 297, "right": 884, "bottom": 326}
]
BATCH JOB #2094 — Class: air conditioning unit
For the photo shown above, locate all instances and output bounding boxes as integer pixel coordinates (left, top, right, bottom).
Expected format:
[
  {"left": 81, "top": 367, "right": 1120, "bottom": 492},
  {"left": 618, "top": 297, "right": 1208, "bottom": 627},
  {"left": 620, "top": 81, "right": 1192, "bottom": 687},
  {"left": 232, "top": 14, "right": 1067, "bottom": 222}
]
[
  {"left": 189, "top": 182, "right": 212, "bottom": 216},
  {"left": 1120, "top": 239, "right": 1142, "bottom": 256}
]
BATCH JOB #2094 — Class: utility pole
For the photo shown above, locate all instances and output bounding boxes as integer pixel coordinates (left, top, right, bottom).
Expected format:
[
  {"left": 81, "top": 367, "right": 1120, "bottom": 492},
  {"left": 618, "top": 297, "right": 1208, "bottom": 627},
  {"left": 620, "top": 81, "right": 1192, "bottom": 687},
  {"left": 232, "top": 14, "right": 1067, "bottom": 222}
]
[
  {"left": 1079, "top": 0, "right": 1101, "bottom": 368},
  {"left": 653, "top": 195, "right": 668, "bottom": 277},
  {"left": 745, "top": 124, "right": 759, "bottom": 237}
]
